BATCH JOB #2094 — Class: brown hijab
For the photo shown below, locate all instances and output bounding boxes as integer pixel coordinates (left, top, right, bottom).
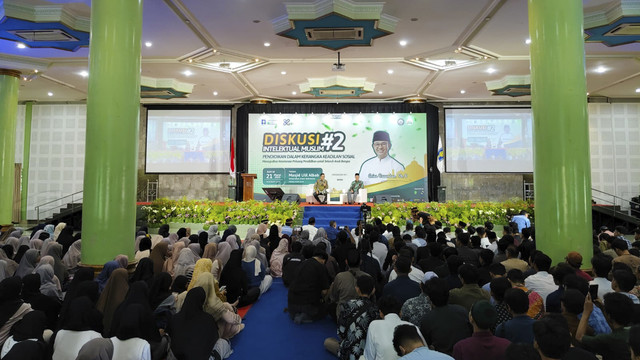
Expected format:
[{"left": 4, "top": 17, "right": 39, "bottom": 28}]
[
  {"left": 96, "top": 268, "right": 129, "bottom": 335},
  {"left": 149, "top": 241, "right": 169, "bottom": 275},
  {"left": 202, "top": 243, "right": 217, "bottom": 261}
]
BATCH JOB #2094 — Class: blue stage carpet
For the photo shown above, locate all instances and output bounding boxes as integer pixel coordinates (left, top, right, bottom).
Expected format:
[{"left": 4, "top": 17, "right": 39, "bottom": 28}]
[
  {"left": 302, "top": 205, "right": 363, "bottom": 229},
  {"left": 229, "top": 278, "right": 336, "bottom": 360}
]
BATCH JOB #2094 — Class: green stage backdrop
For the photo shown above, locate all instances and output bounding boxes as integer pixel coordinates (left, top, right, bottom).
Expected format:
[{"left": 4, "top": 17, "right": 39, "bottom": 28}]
[{"left": 248, "top": 112, "right": 428, "bottom": 201}]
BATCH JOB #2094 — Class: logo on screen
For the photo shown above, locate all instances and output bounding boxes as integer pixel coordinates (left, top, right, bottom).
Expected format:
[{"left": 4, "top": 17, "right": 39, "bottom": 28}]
[{"left": 283, "top": 119, "right": 292, "bottom": 126}]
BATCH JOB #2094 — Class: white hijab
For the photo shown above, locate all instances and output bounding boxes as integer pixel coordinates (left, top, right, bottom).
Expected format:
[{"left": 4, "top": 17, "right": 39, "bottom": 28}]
[{"left": 242, "top": 245, "right": 261, "bottom": 276}]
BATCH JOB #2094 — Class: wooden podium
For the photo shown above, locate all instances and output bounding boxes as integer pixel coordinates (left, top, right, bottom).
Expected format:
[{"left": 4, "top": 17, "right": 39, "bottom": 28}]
[{"left": 241, "top": 173, "right": 257, "bottom": 201}]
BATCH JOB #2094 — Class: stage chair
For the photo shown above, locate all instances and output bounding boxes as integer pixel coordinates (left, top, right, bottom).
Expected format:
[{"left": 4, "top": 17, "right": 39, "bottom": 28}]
[
  {"left": 356, "top": 188, "right": 368, "bottom": 203},
  {"left": 340, "top": 189, "right": 348, "bottom": 204},
  {"left": 306, "top": 184, "right": 318, "bottom": 204}
]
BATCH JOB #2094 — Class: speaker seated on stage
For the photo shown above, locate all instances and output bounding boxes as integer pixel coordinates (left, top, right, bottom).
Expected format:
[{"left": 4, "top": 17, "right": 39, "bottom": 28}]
[
  {"left": 313, "top": 173, "right": 329, "bottom": 204},
  {"left": 347, "top": 173, "right": 365, "bottom": 204}
]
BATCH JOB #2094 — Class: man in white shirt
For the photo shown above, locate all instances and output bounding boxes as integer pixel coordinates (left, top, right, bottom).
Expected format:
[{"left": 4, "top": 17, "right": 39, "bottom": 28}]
[
  {"left": 589, "top": 253, "right": 614, "bottom": 300},
  {"left": 388, "top": 248, "right": 425, "bottom": 284},
  {"left": 364, "top": 296, "right": 416, "bottom": 360},
  {"left": 302, "top": 217, "right": 318, "bottom": 240},
  {"left": 359, "top": 131, "right": 404, "bottom": 185},
  {"left": 524, "top": 252, "right": 558, "bottom": 304}
]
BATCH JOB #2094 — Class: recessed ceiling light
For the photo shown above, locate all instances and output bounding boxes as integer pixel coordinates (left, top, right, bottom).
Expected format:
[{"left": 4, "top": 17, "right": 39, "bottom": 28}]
[
  {"left": 183, "top": 70, "right": 193, "bottom": 76},
  {"left": 188, "top": 59, "right": 193, "bottom": 63},
  {"left": 487, "top": 68, "right": 496, "bottom": 74},
  {"left": 79, "top": 71, "right": 89, "bottom": 77},
  {"left": 525, "top": 38, "right": 531, "bottom": 45},
  {"left": 16, "top": 43, "right": 26, "bottom": 49},
  {"left": 460, "top": 90, "right": 466, "bottom": 94},
  {"left": 254, "top": 58, "right": 259, "bottom": 62},
  {"left": 281, "top": 71, "right": 286, "bottom": 75},
  {"left": 635, "top": 88, "right": 640, "bottom": 93},
  {"left": 34, "top": 69, "right": 38, "bottom": 73},
  {"left": 387, "top": 69, "right": 394, "bottom": 74},
  {"left": 213, "top": 91, "right": 218, "bottom": 96},
  {"left": 399, "top": 40, "right": 407, "bottom": 46},
  {"left": 264, "top": 42, "right": 270, "bottom": 47},
  {"left": 595, "top": 66, "right": 607, "bottom": 73},
  {"left": 378, "top": 91, "right": 383, "bottom": 94},
  {"left": 145, "top": 41, "right": 152, "bottom": 47},
  {"left": 47, "top": 92, "right": 53, "bottom": 96},
  {"left": 292, "top": 91, "right": 297, "bottom": 95}
]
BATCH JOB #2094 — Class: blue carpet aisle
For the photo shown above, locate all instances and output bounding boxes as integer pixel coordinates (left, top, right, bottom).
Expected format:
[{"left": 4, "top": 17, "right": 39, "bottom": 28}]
[
  {"left": 302, "top": 205, "right": 363, "bottom": 229},
  {"left": 230, "top": 278, "right": 336, "bottom": 360}
]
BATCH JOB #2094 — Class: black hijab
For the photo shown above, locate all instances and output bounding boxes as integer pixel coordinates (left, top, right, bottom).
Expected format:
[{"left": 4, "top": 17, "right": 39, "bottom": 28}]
[
  {"left": 21, "top": 274, "right": 61, "bottom": 330},
  {"left": 130, "top": 258, "right": 154, "bottom": 285},
  {"left": 109, "top": 281, "right": 160, "bottom": 342},
  {"left": 198, "top": 232, "right": 208, "bottom": 253},
  {"left": 57, "top": 280, "right": 99, "bottom": 330},
  {"left": 60, "top": 296, "right": 103, "bottom": 332},
  {"left": 56, "top": 225, "right": 75, "bottom": 255},
  {"left": 158, "top": 225, "right": 170, "bottom": 238},
  {"left": 219, "top": 249, "right": 248, "bottom": 304},
  {"left": 12, "top": 310, "right": 46, "bottom": 341},
  {"left": 13, "top": 245, "right": 29, "bottom": 264},
  {"left": 148, "top": 272, "right": 172, "bottom": 311},
  {"left": 30, "top": 224, "right": 46, "bottom": 239},
  {"left": 267, "top": 225, "right": 281, "bottom": 255},
  {"left": 188, "top": 234, "right": 199, "bottom": 245},
  {"left": 171, "top": 275, "right": 189, "bottom": 294},
  {"left": 1, "top": 245, "right": 14, "bottom": 259},
  {"left": 177, "top": 228, "right": 187, "bottom": 239},
  {"left": 115, "top": 303, "right": 149, "bottom": 341},
  {"left": 38, "top": 232, "right": 49, "bottom": 240},
  {"left": 138, "top": 225, "right": 149, "bottom": 234},
  {"left": 0, "top": 277, "right": 24, "bottom": 328},
  {"left": 167, "top": 287, "right": 219, "bottom": 360}
]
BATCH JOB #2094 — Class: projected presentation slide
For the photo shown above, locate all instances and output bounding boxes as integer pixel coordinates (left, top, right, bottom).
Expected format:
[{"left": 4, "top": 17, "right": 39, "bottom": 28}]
[
  {"left": 445, "top": 108, "right": 533, "bottom": 172},
  {"left": 146, "top": 109, "right": 231, "bottom": 173},
  {"left": 248, "top": 113, "right": 429, "bottom": 201}
]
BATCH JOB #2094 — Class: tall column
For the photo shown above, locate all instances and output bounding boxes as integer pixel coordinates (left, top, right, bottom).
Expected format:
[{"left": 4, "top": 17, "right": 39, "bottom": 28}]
[
  {"left": 82, "top": 0, "right": 143, "bottom": 265},
  {"left": 528, "top": 0, "right": 592, "bottom": 266},
  {"left": 0, "top": 69, "right": 20, "bottom": 225},
  {"left": 20, "top": 101, "right": 33, "bottom": 221}
]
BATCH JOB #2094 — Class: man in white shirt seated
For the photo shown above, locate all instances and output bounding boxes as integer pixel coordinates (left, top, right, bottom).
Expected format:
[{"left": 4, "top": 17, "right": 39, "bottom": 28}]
[
  {"left": 523, "top": 252, "right": 557, "bottom": 304},
  {"left": 388, "top": 248, "right": 425, "bottom": 284},
  {"left": 302, "top": 217, "right": 318, "bottom": 240},
  {"left": 364, "top": 296, "right": 417, "bottom": 360},
  {"left": 589, "top": 253, "right": 614, "bottom": 300}
]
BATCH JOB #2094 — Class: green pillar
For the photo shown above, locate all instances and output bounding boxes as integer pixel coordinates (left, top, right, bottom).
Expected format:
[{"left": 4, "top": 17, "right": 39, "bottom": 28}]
[
  {"left": 82, "top": 0, "right": 143, "bottom": 265},
  {"left": 0, "top": 70, "right": 20, "bottom": 225},
  {"left": 528, "top": 0, "right": 592, "bottom": 266},
  {"left": 20, "top": 101, "right": 33, "bottom": 221}
]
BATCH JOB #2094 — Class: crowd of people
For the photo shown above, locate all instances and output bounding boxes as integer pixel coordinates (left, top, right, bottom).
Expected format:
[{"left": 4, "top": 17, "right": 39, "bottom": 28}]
[{"left": 0, "top": 211, "right": 639, "bottom": 360}]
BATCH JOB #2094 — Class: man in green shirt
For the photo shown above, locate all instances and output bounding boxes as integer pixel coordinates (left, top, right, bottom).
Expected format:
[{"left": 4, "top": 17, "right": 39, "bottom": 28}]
[
  {"left": 313, "top": 173, "right": 329, "bottom": 204},
  {"left": 347, "top": 173, "right": 364, "bottom": 204}
]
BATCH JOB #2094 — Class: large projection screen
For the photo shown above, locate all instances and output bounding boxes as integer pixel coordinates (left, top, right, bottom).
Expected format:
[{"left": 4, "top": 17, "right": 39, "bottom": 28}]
[
  {"left": 248, "top": 112, "right": 429, "bottom": 201},
  {"left": 146, "top": 109, "right": 231, "bottom": 173},
  {"left": 445, "top": 108, "right": 533, "bottom": 172}
]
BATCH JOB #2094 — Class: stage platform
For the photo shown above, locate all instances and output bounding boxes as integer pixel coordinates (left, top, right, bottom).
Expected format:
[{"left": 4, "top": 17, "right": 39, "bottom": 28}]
[{"left": 301, "top": 203, "right": 371, "bottom": 229}]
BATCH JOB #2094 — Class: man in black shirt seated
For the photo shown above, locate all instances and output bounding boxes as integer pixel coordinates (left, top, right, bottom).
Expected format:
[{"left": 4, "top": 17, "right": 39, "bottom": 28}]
[{"left": 288, "top": 247, "right": 330, "bottom": 324}]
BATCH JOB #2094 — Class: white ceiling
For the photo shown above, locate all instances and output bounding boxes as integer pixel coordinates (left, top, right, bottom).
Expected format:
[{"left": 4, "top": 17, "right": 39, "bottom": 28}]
[{"left": 3, "top": 0, "right": 640, "bottom": 103}]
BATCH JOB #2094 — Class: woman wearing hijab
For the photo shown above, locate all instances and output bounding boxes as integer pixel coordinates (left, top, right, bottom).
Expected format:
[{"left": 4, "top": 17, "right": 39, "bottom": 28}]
[
  {"left": 250, "top": 238, "right": 270, "bottom": 274},
  {"left": 75, "top": 337, "right": 114, "bottom": 360},
  {"left": 135, "top": 234, "right": 148, "bottom": 252},
  {"left": 0, "top": 250, "right": 17, "bottom": 277},
  {"left": 176, "top": 228, "right": 187, "bottom": 239},
  {"left": 157, "top": 224, "right": 170, "bottom": 238},
  {"left": 0, "top": 260, "right": 7, "bottom": 283},
  {"left": 35, "top": 255, "right": 62, "bottom": 292},
  {"left": 148, "top": 241, "right": 168, "bottom": 275},
  {"left": 18, "top": 235, "right": 31, "bottom": 248},
  {"left": 0, "top": 277, "right": 33, "bottom": 347},
  {"left": 45, "top": 243, "right": 68, "bottom": 285},
  {"left": 135, "top": 237, "right": 152, "bottom": 261},
  {"left": 29, "top": 224, "right": 45, "bottom": 239},
  {"left": 148, "top": 272, "right": 172, "bottom": 311},
  {"left": 168, "top": 233, "right": 179, "bottom": 245},
  {"left": 95, "top": 268, "right": 129, "bottom": 336},
  {"left": 207, "top": 225, "right": 221, "bottom": 243},
  {"left": 21, "top": 274, "right": 61, "bottom": 330},
  {"left": 177, "top": 272, "right": 243, "bottom": 339},
  {"left": 150, "top": 235, "right": 163, "bottom": 250},
  {"left": 188, "top": 243, "right": 202, "bottom": 258},
  {"left": 197, "top": 231, "right": 208, "bottom": 253},
  {"left": 61, "top": 240, "right": 81, "bottom": 270},
  {"left": 28, "top": 238, "right": 43, "bottom": 251},
  {"left": 52, "top": 222, "right": 66, "bottom": 241},
  {"left": 163, "top": 241, "right": 184, "bottom": 276},
  {"left": 167, "top": 287, "right": 233, "bottom": 360},
  {"left": 95, "top": 261, "right": 122, "bottom": 293},
  {"left": 0, "top": 310, "right": 48, "bottom": 360},
  {"left": 188, "top": 259, "right": 227, "bottom": 302},
  {"left": 4, "top": 237, "right": 19, "bottom": 256},
  {"left": 52, "top": 296, "right": 104, "bottom": 360},
  {"left": 110, "top": 304, "right": 152, "bottom": 360},
  {"left": 244, "top": 227, "right": 256, "bottom": 243},
  {"left": 202, "top": 243, "right": 217, "bottom": 262},
  {"left": 12, "top": 245, "right": 29, "bottom": 265},
  {"left": 270, "top": 239, "right": 290, "bottom": 277},
  {"left": 43, "top": 225, "right": 55, "bottom": 239},
  {"left": 220, "top": 250, "right": 259, "bottom": 308},
  {"left": 225, "top": 235, "right": 240, "bottom": 251},
  {"left": 114, "top": 254, "right": 129, "bottom": 269},
  {"left": 14, "top": 249, "right": 39, "bottom": 278},
  {"left": 212, "top": 242, "right": 231, "bottom": 281},
  {"left": 173, "top": 248, "right": 198, "bottom": 279},
  {"left": 35, "top": 264, "right": 63, "bottom": 300},
  {"left": 266, "top": 225, "right": 281, "bottom": 259},
  {"left": 130, "top": 258, "right": 154, "bottom": 286},
  {"left": 242, "top": 245, "right": 272, "bottom": 295}
]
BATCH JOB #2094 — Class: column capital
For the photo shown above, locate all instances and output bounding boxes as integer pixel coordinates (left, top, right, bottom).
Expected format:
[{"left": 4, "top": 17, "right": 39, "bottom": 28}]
[{"left": 0, "top": 69, "right": 22, "bottom": 78}]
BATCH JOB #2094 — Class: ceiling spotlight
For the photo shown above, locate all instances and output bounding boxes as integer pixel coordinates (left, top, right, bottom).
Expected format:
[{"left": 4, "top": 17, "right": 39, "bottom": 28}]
[
  {"left": 525, "top": 38, "right": 531, "bottom": 45},
  {"left": 264, "top": 42, "right": 270, "bottom": 47},
  {"left": 636, "top": 88, "right": 640, "bottom": 93},
  {"left": 34, "top": 69, "right": 38, "bottom": 73},
  {"left": 254, "top": 58, "right": 260, "bottom": 62},
  {"left": 487, "top": 68, "right": 496, "bottom": 74},
  {"left": 460, "top": 90, "right": 466, "bottom": 94},
  {"left": 399, "top": 40, "right": 407, "bottom": 46},
  {"left": 378, "top": 91, "right": 383, "bottom": 94},
  {"left": 79, "top": 71, "right": 89, "bottom": 77},
  {"left": 213, "top": 91, "right": 218, "bottom": 96},
  {"left": 47, "top": 92, "right": 53, "bottom": 96},
  {"left": 188, "top": 59, "right": 193, "bottom": 63},
  {"left": 595, "top": 66, "right": 607, "bottom": 73},
  {"left": 292, "top": 91, "right": 297, "bottom": 95},
  {"left": 17, "top": 43, "right": 26, "bottom": 49},
  {"left": 145, "top": 41, "right": 152, "bottom": 47},
  {"left": 183, "top": 70, "right": 193, "bottom": 76},
  {"left": 387, "top": 69, "right": 394, "bottom": 74},
  {"left": 281, "top": 71, "right": 286, "bottom": 75}
]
